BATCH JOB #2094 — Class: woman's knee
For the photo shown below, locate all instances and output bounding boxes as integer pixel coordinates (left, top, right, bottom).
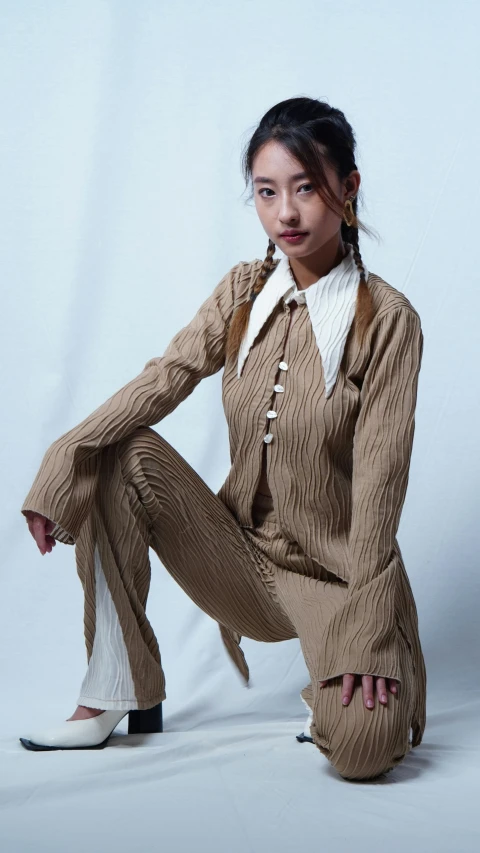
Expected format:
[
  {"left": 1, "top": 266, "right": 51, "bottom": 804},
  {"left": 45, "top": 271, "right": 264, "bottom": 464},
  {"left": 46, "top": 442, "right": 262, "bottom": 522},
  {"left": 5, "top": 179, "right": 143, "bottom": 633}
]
[
  {"left": 312, "top": 685, "right": 411, "bottom": 781},
  {"left": 117, "top": 426, "right": 163, "bottom": 458},
  {"left": 115, "top": 427, "right": 169, "bottom": 476},
  {"left": 326, "top": 731, "right": 410, "bottom": 780}
]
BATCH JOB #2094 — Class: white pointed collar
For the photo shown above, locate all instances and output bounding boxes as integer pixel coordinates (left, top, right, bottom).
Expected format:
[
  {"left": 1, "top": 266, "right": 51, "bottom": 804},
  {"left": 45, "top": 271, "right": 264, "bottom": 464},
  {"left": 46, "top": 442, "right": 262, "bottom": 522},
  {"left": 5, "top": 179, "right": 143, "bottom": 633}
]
[{"left": 237, "top": 243, "right": 368, "bottom": 398}]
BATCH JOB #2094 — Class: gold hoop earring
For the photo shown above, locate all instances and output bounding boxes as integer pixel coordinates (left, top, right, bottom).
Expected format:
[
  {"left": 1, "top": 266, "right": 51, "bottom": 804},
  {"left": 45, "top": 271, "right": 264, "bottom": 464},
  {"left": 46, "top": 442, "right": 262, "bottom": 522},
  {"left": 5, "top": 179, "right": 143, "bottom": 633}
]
[{"left": 343, "top": 197, "right": 356, "bottom": 228}]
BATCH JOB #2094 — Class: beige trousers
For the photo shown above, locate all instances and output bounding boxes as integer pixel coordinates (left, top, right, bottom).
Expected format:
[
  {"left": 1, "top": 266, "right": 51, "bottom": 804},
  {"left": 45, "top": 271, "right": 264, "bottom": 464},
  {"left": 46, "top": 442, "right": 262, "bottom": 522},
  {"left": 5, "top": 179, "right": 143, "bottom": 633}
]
[{"left": 74, "top": 426, "right": 415, "bottom": 780}]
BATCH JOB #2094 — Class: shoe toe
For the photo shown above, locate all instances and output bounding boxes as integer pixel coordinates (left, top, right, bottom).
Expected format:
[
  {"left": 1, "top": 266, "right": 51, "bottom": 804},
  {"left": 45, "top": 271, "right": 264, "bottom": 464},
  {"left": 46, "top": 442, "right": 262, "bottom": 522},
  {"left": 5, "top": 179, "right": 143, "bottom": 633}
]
[
  {"left": 19, "top": 737, "right": 59, "bottom": 752},
  {"left": 20, "top": 711, "right": 128, "bottom": 750},
  {"left": 23, "top": 723, "right": 74, "bottom": 748}
]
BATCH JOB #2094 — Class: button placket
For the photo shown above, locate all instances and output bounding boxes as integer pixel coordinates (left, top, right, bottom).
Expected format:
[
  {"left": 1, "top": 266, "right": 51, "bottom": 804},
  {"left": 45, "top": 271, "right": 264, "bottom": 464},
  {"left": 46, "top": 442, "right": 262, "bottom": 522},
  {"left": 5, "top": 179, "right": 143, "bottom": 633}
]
[
  {"left": 262, "top": 305, "right": 292, "bottom": 446},
  {"left": 263, "top": 368, "right": 286, "bottom": 443}
]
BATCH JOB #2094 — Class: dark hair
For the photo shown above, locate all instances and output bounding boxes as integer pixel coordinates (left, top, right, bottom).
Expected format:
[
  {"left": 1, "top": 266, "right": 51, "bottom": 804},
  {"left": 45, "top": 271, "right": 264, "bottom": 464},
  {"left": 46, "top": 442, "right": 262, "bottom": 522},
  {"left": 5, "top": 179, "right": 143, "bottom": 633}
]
[{"left": 226, "top": 96, "right": 377, "bottom": 361}]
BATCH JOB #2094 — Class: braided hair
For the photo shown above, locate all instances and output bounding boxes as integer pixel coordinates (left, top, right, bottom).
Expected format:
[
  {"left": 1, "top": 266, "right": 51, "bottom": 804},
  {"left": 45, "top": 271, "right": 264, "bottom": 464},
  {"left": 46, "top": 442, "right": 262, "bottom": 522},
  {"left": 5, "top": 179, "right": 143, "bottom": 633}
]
[{"left": 226, "top": 97, "right": 377, "bottom": 362}]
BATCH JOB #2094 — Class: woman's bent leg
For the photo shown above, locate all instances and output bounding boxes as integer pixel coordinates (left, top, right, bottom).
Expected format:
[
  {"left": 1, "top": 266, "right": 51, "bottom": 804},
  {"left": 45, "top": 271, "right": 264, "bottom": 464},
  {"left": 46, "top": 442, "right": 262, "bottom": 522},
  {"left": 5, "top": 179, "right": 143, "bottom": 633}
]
[
  {"left": 75, "top": 446, "right": 165, "bottom": 711},
  {"left": 75, "top": 427, "right": 295, "bottom": 711},
  {"left": 273, "top": 568, "right": 416, "bottom": 780}
]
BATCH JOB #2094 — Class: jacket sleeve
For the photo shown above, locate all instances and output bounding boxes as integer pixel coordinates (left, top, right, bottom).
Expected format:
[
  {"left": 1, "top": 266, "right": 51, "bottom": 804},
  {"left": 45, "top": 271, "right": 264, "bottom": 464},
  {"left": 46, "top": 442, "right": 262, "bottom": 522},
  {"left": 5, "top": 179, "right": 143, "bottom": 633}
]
[
  {"left": 317, "top": 305, "right": 424, "bottom": 682},
  {"left": 21, "top": 262, "right": 242, "bottom": 543}
]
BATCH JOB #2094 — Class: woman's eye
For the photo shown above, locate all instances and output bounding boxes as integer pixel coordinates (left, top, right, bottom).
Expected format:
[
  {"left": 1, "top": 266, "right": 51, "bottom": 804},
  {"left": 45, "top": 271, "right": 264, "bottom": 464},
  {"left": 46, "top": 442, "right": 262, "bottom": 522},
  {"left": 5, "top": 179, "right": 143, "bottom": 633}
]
[{"left": 258, "top": 184, "right": 312, "bottom": 198}]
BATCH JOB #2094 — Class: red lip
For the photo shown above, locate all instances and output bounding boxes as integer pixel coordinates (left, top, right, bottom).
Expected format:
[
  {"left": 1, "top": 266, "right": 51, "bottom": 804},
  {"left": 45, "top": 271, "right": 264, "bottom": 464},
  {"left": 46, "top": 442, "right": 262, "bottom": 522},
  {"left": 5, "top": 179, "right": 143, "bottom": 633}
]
[{"left": 280, "top": 230, "right": 308, "bottom": 236}]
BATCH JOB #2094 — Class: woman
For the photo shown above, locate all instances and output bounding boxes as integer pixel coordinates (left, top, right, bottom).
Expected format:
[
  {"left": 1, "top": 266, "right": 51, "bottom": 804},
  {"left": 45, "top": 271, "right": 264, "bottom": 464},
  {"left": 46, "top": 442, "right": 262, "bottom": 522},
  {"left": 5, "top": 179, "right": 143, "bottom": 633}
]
[{"left": 20, "top": 96, "right": 426, "bottom": 781}]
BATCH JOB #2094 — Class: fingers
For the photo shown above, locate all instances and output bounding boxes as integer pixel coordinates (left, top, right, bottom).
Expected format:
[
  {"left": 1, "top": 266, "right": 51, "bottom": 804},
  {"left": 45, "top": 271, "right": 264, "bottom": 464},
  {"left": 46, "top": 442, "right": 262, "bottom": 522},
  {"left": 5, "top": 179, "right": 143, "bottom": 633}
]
[
  {"left": 339, "top": 674, "right": 400, "bottom": 709},
  {"left": 33, "top": 515, "right": 48, "bottom": 554},
  {"left": 363, "top": 675, "right": 398, "bottom": 708},
  {"left": 342, "top": 673, "right": 356, "bottom": 706},
  {"left": 25, "top": 513, "right": 55, "bottom": 555},
  {"left": 40, "top": 532, "right": 56, "bottom": 554},
  {"left": 376, "top": 676, "right": 388, "bottom": 705},
  {"left": 362, "top": 675, "right": 375, "bottom": 709}
]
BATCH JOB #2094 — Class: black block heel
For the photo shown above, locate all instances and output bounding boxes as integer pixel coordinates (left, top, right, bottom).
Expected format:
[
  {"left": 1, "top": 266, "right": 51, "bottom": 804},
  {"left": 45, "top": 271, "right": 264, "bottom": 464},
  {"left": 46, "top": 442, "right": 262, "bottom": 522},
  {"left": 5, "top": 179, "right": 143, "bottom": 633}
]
[{"left": 128, "top": 703, "right": 163, "bottom": 735}]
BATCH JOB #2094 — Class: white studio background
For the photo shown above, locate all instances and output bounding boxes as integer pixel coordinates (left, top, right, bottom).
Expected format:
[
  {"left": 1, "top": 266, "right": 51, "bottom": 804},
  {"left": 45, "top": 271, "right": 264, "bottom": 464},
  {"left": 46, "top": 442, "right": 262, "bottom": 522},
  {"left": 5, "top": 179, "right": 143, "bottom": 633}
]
[{"left": 0, "top": 2, "right": 479, "bottom": 852}]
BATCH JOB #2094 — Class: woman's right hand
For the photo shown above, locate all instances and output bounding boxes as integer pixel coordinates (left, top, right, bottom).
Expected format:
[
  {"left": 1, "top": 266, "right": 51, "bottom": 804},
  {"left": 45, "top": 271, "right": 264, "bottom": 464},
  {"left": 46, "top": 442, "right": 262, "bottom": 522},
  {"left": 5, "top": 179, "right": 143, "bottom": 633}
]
[{"left": 24, "top": 511, "right": 56, "bottom": 555}]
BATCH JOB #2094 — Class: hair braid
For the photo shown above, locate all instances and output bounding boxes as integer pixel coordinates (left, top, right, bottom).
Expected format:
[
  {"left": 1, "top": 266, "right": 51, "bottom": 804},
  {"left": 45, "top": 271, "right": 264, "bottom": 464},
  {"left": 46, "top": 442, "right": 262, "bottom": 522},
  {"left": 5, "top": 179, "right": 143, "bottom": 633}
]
[
  {"left": 342, "top": 200, "right": 375, "bottom": 348},
  {"left": 225, "top": 238, "right": 278, "bottom": 362},
  {"left": 250, "top": 238, "right": 278, "bottom": 302}
]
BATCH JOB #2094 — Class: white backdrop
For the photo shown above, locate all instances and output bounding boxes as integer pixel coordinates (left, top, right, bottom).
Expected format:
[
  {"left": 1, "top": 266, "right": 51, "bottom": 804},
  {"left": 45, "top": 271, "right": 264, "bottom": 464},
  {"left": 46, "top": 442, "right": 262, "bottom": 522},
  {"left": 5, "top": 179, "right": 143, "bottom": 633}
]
[{"left": 1, "top": 2, "right": 479, "bottom": 852}]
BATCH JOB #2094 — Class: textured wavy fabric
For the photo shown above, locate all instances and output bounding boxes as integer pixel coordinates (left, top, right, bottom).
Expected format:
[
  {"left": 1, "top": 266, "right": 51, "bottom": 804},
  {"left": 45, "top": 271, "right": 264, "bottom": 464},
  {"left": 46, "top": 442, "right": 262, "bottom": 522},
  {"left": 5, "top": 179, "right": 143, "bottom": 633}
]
[
  {"left": 21, "top": 251, "right": 426, "bottom": 750},
  {"left": 238, "top": 244, "right": 368, "bottom": 399},
  {"left": 70, "top": 427, "right": 415, "bottom": 779}
]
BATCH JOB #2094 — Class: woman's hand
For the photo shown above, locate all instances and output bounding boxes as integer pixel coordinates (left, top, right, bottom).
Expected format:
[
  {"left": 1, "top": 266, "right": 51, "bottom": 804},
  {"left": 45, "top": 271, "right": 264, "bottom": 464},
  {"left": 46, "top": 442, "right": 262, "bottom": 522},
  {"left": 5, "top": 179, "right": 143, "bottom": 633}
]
[
  {"left": 24, "top": 511, "right": 56, "bottom": 555},
  {"left": 320, "top": 673, "right": 398, "bottom": 708}
]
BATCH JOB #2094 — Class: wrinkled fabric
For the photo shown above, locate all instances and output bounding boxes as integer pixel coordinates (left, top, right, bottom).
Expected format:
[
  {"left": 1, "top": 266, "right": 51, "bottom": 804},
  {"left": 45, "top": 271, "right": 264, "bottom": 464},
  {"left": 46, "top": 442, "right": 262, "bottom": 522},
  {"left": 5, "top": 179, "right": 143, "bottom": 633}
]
[{"left": 21, "top": 254, "right": 426, "bottom": 746}]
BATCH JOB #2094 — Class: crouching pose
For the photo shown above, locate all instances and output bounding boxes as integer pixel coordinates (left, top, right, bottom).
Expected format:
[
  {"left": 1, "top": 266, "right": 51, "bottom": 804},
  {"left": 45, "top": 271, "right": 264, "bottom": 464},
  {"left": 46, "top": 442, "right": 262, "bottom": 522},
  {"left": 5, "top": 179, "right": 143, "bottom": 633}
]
[{"left": 21, "top": 96, "right": 426, "bottom": 781}]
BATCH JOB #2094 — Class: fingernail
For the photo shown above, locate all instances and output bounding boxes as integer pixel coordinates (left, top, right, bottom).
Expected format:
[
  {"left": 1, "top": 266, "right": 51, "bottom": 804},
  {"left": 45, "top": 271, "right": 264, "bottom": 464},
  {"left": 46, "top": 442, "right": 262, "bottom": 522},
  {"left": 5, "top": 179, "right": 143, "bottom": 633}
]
[
  {"left": 342, "top": 696, "right": 349, "bottom": 705},
  {"left": 381, "top": 694, "right": 387, "bottom": 703},
  {"left": 367, "top": 699, "right": 374, "bottom": 708}
]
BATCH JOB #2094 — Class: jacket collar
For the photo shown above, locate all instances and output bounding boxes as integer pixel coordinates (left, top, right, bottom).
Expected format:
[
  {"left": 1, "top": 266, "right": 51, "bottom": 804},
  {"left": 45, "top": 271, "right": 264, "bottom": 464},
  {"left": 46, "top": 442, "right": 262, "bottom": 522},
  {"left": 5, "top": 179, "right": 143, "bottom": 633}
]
[{"left": 237, "top": 243, "right": 368, "bottom": 398}]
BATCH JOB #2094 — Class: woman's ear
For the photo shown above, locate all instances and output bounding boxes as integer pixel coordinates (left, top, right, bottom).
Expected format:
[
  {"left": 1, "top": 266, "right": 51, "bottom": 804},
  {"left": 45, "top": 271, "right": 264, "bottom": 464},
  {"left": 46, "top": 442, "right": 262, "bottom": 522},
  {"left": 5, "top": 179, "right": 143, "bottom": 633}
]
[{"left": 343, "top": 169, "right": 361, "bottom": 202}]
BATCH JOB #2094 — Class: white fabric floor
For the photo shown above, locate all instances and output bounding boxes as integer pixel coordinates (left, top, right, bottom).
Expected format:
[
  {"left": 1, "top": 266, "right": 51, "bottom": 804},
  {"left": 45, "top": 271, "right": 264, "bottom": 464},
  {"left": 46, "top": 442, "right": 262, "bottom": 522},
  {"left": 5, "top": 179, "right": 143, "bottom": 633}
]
[{"left": 1, "top": 691, "right": 479, "bottom": 853}]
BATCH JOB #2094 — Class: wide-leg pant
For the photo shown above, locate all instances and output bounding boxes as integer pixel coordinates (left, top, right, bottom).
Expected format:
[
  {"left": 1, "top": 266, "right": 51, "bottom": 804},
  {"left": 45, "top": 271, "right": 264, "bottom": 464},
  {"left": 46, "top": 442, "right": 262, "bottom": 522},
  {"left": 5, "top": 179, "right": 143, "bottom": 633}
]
[{"left": 74, "top": 426, "right": 415, "bottom": 780}]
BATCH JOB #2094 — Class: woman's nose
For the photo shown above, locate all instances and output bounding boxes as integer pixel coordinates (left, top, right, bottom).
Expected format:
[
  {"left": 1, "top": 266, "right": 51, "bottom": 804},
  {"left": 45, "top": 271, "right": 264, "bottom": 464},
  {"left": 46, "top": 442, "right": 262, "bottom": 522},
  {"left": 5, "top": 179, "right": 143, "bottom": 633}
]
[{"left": 279, "top": 194, "right": 299, "bottom": 223}]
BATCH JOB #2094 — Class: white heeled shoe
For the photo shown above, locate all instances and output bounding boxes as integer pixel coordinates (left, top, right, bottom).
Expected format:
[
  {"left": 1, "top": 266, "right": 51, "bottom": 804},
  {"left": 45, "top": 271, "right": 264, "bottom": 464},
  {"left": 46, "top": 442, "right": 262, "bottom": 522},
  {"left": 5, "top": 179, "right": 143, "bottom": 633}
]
[
  {"left": 20, "top": 703, "right": 164, "bottom": 751},
  {"left": 19, "top": 710, "right": 128, "bottom": 751}
]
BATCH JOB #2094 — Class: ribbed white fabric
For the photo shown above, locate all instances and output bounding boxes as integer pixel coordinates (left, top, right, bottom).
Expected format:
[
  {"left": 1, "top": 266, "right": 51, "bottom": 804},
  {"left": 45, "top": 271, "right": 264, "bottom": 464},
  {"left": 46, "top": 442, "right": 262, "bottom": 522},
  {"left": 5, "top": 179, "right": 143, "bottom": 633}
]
[
  {"left": 237, "top": 243, "right": 368, "bottom": 398},
  {"left": 77, "top": 546, "right": 138, "bottom": 710},
  {"left": 300, "top": 694, "right": 314, "bottom": 734}
]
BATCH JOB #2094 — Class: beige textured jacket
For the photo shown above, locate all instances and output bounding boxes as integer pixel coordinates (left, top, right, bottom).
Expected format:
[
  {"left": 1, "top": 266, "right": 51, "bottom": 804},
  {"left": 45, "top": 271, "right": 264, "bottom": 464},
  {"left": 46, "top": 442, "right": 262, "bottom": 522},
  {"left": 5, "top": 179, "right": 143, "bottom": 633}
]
[{"left": 22, "top": 258, "right": 426, "bottom": 744}]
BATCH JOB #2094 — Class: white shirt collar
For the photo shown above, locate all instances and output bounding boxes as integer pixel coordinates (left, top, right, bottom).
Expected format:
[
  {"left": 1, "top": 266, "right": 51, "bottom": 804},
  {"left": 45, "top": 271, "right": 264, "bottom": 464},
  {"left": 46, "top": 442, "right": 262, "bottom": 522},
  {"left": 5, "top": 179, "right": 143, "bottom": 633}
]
[{"left": 237, "top": 243, "right": 368, "bottom": 398}]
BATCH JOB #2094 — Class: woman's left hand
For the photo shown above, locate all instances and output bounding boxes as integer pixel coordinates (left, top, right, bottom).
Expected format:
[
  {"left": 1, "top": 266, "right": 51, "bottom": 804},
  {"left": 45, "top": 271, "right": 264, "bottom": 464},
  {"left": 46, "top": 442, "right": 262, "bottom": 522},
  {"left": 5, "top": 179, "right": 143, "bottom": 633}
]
[{"left": 319, "top": 673, "right": 398, "bottom": 709}]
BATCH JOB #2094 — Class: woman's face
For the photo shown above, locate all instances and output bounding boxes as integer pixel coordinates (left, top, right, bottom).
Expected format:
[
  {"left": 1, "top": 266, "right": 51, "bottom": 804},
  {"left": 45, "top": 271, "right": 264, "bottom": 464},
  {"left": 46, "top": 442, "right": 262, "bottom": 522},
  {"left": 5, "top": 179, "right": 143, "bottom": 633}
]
[{"left": 252, "top": 139, "right": 359, "bottom": 259}]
